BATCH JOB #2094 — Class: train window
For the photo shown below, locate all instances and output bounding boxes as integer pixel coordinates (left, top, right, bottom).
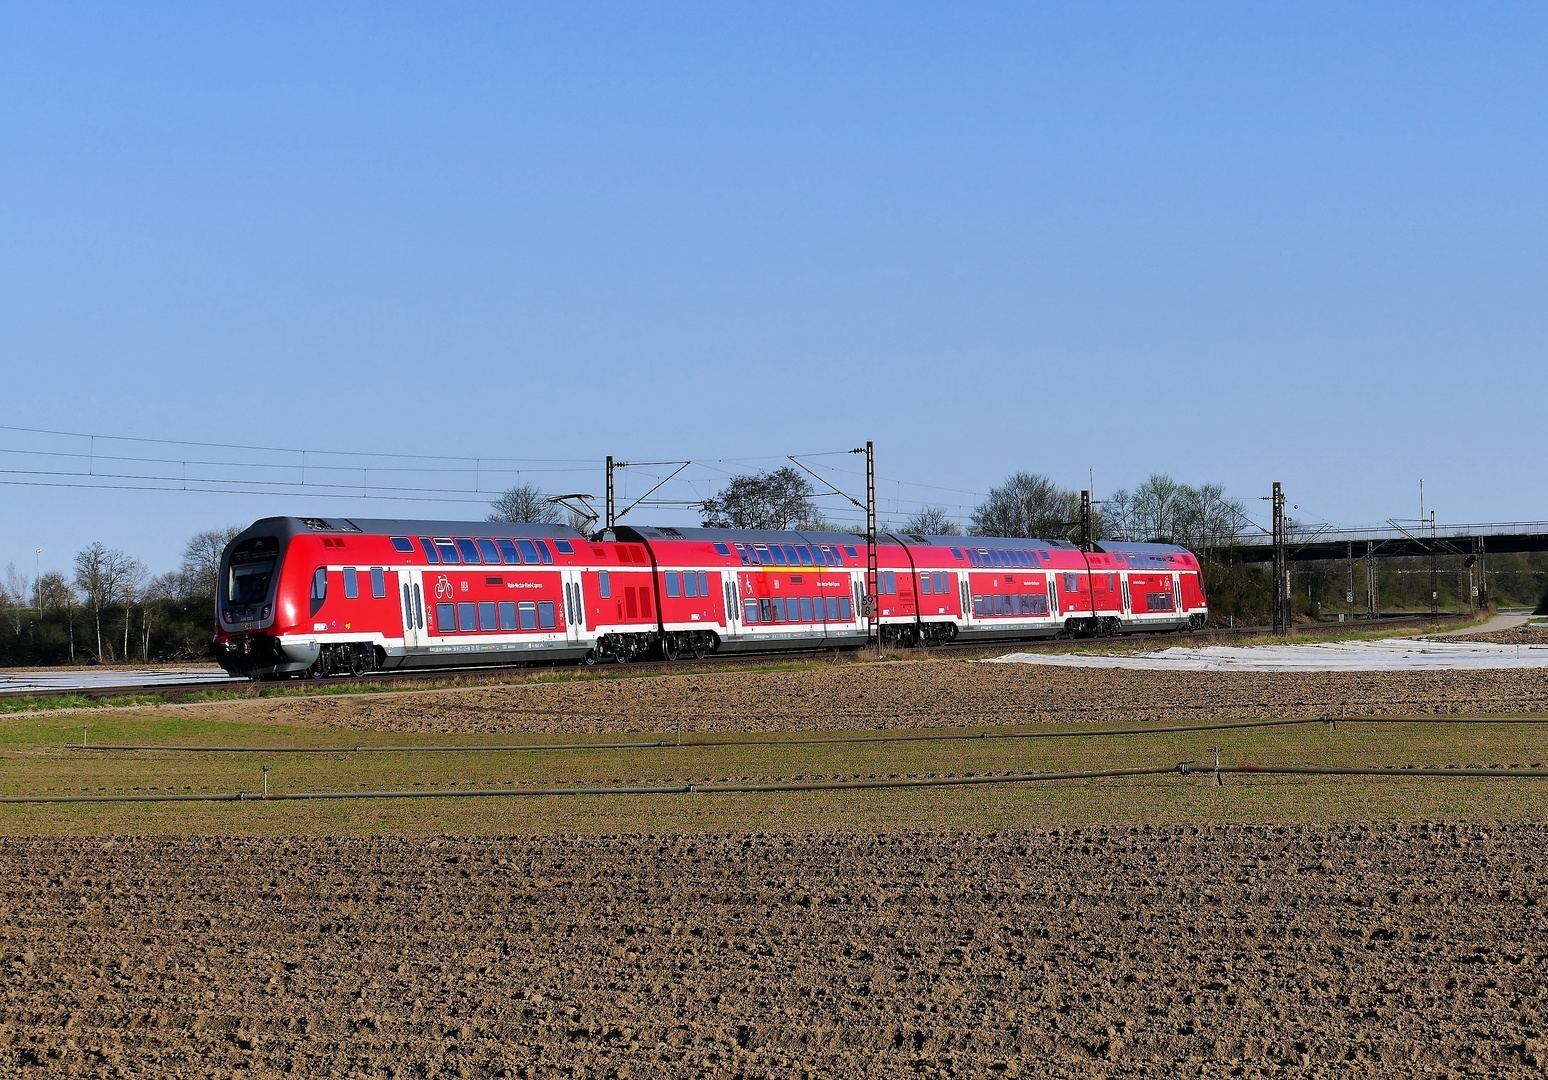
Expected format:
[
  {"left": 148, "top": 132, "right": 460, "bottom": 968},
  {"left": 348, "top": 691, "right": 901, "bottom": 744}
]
[
  {"left": 825, "top": 596, "right": 839, "bottom": 620},
  {"left": 478, "top": 601, "right": 498, "bottom": 631},
  {"left": 433, "top": 539, "right": 460, "bottom": 564},
  {"left": 538, "top": 601, "right": 556, "bottom": 629},
  {"left": 713, "top": 543, "right": 731, "bottom": 557},
  {"left": 830, "top": 547, "right": 845, "bottom": 565},
  {"left": 516, "top": 539, "right": 540, "bottom": 564},
  {"left": 435, "top": 602, "right": 454, "bottom": 630},
  {"left": 844, "top": 546, "right": 859, "bottom": 558},
  {"left": 519, "top": 601, "right": 538, "bottom": 630},
  {"left": 950, "top": 548, "right": 962, "bottom": 559},
  {"left": 766, "top": 546, "right": 784, "bottom": 566},
  {"left": 536, "top": 541, "right": 554, "bottom": 564},
  {"left": 684, "top": 572, "right": 698, "bottom": 598},
  {"left": 800, "top": 597, "right": 814, "bottom": 622},
  {"left": 973, "top": 596, "right": 984, "bottom": 616},
  {"left": 371, "top": 567, "right": 386, "bottom": 599},
  {"left": 743, "top": 599, "right": 761, "bottom": 623},
  {"left": 403, "top": 583, "right": 411, "bottom": 621},
  {"left": 919, "top": 572, "right": 932, "bottom": 594},
  {"left": 665, "top": 572, "right": 681, "bottom": 598},
  {"left": 778, "top": 545, "right": 797, "bottom": 564},
  {"left": 598, "top": 570, "right": 611, "bottom": 598},
  {"left": 936, "top": 571, "right": 949, "bottom": 593},
  {"left": 759, "top": 598, "right": 774, "bottom": 622},
  {"left": 457, "top": 602, "right": 477, "bottom": 632},
  {"left": 498, "top": 601, "right": 517, "bottom": 630},
  {"left": 1109, "top": 573, "right": 1116, "bottom": 592},
  {"left": 838, "top": 596, "right": 852, "bottom": 620},
  {"left": 735, "top": 545, "right": 752, "bottom": 565},
  {"left": 494, "top": 539, "right": 518, "bottom": 564},
  {"left": 882, "top": 570, "right": 896, "bottom": 595},
  {"left": 749, "top": 545, "right": 766, "bottom": 564},
  {"left": 797, "top": 546, "right": 814, "bottom": 567},
  {"left": 419, "top": 538, "right": 440, "bottom": 564},
  {"left": 554, "top": 540, "right": 575, "bottom": 555},
  {"left": 343, "top": 568, "right": 359, "bottom": 599},
  {"left": 455, "top": 539, "right": 481, "bottom": 564},
  {"left": 309, "top": 567, "right": 328, "bottom": 612},
  {"left": 390, "top": 537, "right": 414, "bottom": 553},
  {"left": 1017, "top": 550, "right": 1030, "bottom": 567},
  {"left": 697, "top": 571, "right": 709, "bottom": 598},
  {"left": 772, "top": 597, "right": 786, "bottom": 622},
  {"left": 413, "top": 584, "right": 423, "bottom": 628},
  {"left": 811, "top": 546, "right": 827, "bottom": 566}
]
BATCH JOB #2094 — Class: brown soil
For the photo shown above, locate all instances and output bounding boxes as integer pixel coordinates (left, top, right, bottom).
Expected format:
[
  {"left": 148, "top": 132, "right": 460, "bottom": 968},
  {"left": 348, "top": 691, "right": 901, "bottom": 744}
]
[
  {"left": 204, "top": 660, "right": 1548, "bottom": 735},
  {"left": 3, "top": 826, "right": 1546, "bottom": 1077},
  {"left": 1456, "top": 625, "right": 1548, "bottom": 646}
]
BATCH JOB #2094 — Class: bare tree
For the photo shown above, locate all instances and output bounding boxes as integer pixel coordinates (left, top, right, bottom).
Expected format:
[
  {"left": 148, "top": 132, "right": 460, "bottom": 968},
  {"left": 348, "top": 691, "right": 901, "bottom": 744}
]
[
  {"left": 1, "top": 563, "right": 28, "bottom": 636},
  {"left": 179, "top": 526, "right": 245, "bottom": 602},
  {"left": 901, "top": 506, "right": 962, "bottom": 536},
  {"left": 700, "top": 467, "right": 819, "bottom": 530},
  {"left": 1105, "top": 475, "right": 1245, "bottom": 554},
  {"left": 35, "top": 572, "right": 76, "bottom": 662},
  {"left": 970, "top": 472, "right": 1082, "bottom": 541},
  {"left": 73, "top": 543, "right": 144, "bottom": 662},
  {"left": 489, "top": 483, "right": 564, "bottom": 525}
]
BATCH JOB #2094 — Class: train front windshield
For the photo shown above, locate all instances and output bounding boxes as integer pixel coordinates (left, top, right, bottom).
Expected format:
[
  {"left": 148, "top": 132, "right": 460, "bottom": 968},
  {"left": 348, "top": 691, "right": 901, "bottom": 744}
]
[{"left": 226, "top": 536, "right": 281, "bottom": 606}]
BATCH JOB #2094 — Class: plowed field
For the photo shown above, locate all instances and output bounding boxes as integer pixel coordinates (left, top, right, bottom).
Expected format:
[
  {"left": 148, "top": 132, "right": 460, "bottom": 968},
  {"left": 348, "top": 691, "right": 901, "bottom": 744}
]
[
  {"left": 4, "top": 826, "right": 1546, "bottom": 1078},
  {"left": 191, "top": 660, "right": 1548, "bottom": 735}
]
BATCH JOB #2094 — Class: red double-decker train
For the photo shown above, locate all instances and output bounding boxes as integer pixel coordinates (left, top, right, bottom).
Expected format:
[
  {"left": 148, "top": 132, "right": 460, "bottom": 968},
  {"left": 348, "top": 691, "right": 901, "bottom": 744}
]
[{"left": 214, "top": 515, "right": 1207, "bottom": 678}]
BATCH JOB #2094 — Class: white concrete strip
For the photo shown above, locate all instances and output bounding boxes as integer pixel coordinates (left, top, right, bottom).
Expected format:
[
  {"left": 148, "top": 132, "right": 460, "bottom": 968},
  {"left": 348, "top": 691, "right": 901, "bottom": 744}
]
[
  {"left": 986, "top": 638, "right": 1548, "bottom": 672},
  {"left": 0, "top": 668, "right": 248, "bottom": 695}
]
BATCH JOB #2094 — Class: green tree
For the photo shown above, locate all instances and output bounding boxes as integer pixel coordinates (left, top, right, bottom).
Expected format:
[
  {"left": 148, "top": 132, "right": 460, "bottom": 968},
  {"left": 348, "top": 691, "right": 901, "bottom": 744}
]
[{"left": 701, "top": 467, "right": 820, "bottom": 530}]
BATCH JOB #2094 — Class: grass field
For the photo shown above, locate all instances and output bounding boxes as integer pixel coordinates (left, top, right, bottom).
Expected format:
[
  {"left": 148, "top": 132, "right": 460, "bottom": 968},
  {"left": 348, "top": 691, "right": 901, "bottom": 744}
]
[{"left": 4, "top": 704, "right": 1546, "bottom": 835}]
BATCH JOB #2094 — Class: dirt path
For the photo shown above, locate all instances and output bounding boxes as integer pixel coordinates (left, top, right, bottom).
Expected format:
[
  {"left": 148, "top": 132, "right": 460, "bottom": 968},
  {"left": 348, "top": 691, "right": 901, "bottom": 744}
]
[{"left": 2, "top": 826, "right": 1544, "bottom": 1077}]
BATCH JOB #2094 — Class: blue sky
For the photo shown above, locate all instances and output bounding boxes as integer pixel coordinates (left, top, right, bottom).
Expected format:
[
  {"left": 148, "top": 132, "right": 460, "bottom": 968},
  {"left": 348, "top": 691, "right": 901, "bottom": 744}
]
[{"left": 2, "top": 3, "right": 1545, "bottom": 577}]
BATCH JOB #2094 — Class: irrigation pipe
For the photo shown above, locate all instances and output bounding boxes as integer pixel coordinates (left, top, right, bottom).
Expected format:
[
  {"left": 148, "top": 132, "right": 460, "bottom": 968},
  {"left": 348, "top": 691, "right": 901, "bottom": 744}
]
[
  {"left": 7, "top": 760, "right": 1548, "bottom": 805},
  {"left": 61, "top": 714, "right": 1548, "bottom": 755},
  {"left": 0, "top": 764, "right": 1184, "bottom": 804}
]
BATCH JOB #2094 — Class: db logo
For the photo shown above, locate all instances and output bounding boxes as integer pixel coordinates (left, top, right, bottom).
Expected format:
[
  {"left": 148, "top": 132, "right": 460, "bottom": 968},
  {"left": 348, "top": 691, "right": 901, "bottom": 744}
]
[{"left": 434, "top": 574, "right": 453, "bottom": 599}]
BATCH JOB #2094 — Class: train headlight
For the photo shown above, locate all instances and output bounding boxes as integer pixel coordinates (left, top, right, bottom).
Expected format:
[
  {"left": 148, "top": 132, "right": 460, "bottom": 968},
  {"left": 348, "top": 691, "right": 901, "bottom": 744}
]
[
  {"left": 223, "top": 611, "right": 234, "bottom": 624},
  {"left": 261, "top": 605, "right": 271, "bottom": 620}
]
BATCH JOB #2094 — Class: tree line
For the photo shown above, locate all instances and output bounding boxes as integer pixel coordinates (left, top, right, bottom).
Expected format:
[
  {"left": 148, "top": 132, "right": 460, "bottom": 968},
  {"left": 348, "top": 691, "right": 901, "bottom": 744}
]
[{"left": 0, "top": 527, "right": 241, "bottom": 666}]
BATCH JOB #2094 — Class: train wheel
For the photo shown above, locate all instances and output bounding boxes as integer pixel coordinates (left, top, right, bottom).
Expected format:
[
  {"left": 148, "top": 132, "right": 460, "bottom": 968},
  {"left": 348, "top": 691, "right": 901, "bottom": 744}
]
[
  {"left": 583, "top": 649, "right": 598, "bottom": 666},
  {"left": 691, "top": 634, "right": 707, "bottom": 660},
  {"left": 663, "top": 635, "right": 681, "bottom": 661},
  {"left": 349, "top": 647, "right": 369, "bottom": 678}
]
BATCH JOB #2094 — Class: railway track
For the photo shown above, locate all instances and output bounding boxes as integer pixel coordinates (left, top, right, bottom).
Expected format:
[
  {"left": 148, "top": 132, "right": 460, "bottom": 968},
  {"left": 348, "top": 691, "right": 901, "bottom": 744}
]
[{"left": 0, "top": 613, "right": 1473, "bottom": 703}]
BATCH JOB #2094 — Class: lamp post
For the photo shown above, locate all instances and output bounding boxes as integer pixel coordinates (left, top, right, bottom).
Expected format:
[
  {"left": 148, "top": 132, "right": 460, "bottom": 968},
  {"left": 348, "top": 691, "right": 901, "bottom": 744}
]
[{"left": 34, "top": 549, "right": 42, "bottom": 614}]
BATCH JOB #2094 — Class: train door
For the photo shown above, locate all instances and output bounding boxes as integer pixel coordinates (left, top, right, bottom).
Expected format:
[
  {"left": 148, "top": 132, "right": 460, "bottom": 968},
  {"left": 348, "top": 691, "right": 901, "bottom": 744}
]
[
  {"left": 1120, "top": 575, "right": 1132, "bottom": 615},
  {"left": 723, "top": 575, "right": 741, "bottom": 639},
  {"left": 1173, "top": 572, "right": 1182, "bottom": 615},
  {"left": 959, "top": 576, "right": 972, "bottom": 626},
  {"left": 561, "top": 569, "right": 585, "bottom": 646},
  {"left": 1046, "top": 573, "right": 1059, "bottom": 619},
  {"left": 400, "top": 569, "right": 427, "bottom": 649}
]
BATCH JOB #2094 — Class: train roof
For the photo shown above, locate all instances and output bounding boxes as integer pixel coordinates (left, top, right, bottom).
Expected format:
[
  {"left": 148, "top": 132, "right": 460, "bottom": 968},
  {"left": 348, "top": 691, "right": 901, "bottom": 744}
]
[
  {"left": 237, "top": 516, "right": 587, "bottom": 542},
  {"left": 898, "top": 533, "right": 1080, "bottom": 550},
  {"left": 1095, "top": 540, "right": 1192, "bottom": 555},
  {"left": 611, "top": 525, "right": 871, "bottom": 546}
]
